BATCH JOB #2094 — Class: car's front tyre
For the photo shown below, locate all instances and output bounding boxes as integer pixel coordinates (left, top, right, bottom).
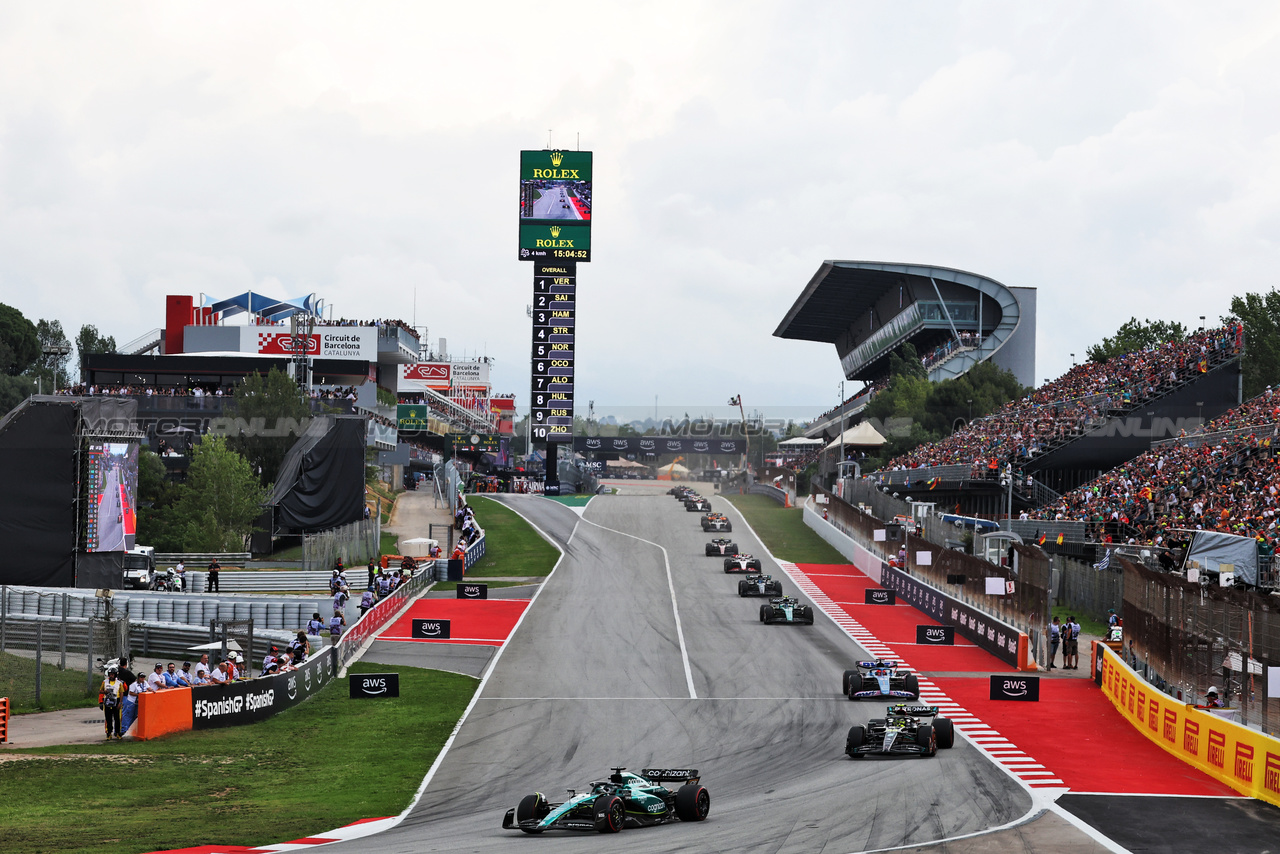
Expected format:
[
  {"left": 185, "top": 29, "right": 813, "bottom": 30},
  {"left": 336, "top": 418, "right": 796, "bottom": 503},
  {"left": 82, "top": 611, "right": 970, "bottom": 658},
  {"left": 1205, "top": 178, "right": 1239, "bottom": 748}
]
[
  {"left": 515, "top": 793, "right": 547, "bottom": 834},
  {"left": 593, "top": 794, "right": 625, "bottom": 833}
]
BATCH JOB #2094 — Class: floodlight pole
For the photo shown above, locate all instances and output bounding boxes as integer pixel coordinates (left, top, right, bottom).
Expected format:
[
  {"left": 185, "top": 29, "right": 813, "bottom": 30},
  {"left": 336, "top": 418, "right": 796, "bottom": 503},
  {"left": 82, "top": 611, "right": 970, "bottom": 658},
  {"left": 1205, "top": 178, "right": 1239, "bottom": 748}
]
[{"left": 839, "top": 380, "right": 846, "bottom": 483}]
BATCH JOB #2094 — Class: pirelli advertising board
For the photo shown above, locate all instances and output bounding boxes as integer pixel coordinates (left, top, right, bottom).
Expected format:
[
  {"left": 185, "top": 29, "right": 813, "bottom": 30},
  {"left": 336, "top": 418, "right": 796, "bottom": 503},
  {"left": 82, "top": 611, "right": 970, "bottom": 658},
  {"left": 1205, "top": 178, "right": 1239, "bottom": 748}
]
[
  {"left": 519, "top": 150, "right": 592, "bottom": 262},
  {"left": 190, "top": 647, "right": 336, "bottom": 729}
]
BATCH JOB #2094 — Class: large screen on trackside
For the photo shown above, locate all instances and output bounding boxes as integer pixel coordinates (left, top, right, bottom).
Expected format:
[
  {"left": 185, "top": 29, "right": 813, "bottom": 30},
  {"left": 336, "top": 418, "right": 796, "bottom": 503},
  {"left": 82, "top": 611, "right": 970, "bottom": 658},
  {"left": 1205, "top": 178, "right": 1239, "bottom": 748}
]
[
  {"left": 84, "top": 440, "right": 139, "bottom": 552},
  {"left": 518, "top": 149, "right": 591, "bottom": 262}
]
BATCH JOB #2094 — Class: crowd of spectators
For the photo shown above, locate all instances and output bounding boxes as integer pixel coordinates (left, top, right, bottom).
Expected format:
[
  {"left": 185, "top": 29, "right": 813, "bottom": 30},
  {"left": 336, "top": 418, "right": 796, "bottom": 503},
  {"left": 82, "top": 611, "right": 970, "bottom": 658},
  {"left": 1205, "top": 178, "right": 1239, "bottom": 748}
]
[
  {"left": 814, "top": 381, "right": 887, "bottom": 423},
  {"left": 1029, "top": 386, "right": 1280, "bottom": 552},
  {"left": 878, "top": 324, "right": 1243, "bottom": 477},
  {"left": 59, "top": 383, "right": 238, "bottom": 397},
  {"left": 312, "top": 317, "right": 421, "bottom": 339}
]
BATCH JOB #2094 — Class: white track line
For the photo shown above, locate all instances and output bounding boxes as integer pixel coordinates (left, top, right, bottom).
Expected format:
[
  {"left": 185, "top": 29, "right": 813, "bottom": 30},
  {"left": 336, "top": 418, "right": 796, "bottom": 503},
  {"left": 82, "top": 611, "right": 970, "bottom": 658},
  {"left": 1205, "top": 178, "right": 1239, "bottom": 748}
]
[{"left": 573, "top": 514, "right": 697, "bottom": 699}]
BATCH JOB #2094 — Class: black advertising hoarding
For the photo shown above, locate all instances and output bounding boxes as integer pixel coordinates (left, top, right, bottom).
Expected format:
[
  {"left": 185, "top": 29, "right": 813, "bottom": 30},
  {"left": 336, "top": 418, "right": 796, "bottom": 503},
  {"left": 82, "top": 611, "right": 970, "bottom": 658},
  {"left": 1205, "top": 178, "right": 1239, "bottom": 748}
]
[
  {"left": 411, "top": 618, "right": 452, "bottom": 640},
  {"left": 191, "top": 647, "right": 336, "bottom": 729},
  {"left": 456, "top": 583, "right": 489, "bottom": 599},
  {"left": 989, "top": 674, "right": 1040, "bottom": 701},
  {"left": 519, "top": 150, "right": 592, "bottom": 262},
  {"left": 864, "top": 588, "right": 896, "bottom": 605},
  {"left": 349, "top": 672, "right": 400, "bottom": 699},
  {"left": 879, "top": 564, "right": 1022, "bottom": 667},
  {"left": 530, "top": 261, "right": 575, "bottom": 444},
  {"left": 574, "top": 437, "right": 745, "bottom": 455},
  {"left": 916, "top": 625, "right": 955, "bottom": 645}
]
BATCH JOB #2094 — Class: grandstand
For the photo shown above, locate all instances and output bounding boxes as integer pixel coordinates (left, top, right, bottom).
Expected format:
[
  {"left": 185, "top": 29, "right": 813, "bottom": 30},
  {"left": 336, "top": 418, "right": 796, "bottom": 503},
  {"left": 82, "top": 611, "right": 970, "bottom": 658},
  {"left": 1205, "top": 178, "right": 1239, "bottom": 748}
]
[
  {"left": 871, "top": 325, "right": 1244, "bottom": 517},
  {"left": 775, "top": 261, "right": 1037, "bottom": 440}
]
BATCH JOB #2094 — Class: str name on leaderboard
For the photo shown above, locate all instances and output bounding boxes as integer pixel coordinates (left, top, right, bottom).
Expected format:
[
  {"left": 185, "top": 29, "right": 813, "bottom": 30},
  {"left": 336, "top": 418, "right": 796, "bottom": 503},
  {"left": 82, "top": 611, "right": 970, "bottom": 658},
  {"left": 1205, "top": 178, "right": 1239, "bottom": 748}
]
[{"left": 530, "top": 261, "right": 575, "bottom": 443}]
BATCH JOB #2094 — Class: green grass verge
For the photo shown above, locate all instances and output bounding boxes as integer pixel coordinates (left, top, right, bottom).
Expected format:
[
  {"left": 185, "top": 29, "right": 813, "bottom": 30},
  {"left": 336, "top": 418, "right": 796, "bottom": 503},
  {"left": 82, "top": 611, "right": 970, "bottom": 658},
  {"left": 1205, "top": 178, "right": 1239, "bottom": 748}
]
[
  {"left": 0, "top": 663, "right": 476, "bottom": 854},
  {"left": 466, "top": 496, "right": 559, "bottom": 579},
  {"left": 0, "top": 650, "right": 99, "bottom": 714},
  {"left": 381, "top": 531, "right": 399, "bottom": 554},
  {"left": 724, "top": 494, "right": 848, "bottom": 564}
]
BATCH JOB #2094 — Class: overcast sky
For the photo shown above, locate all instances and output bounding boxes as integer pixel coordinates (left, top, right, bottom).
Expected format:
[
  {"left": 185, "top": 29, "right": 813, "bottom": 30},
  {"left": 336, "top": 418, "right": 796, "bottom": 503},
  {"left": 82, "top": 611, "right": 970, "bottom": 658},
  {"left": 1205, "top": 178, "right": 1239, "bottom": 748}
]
[{"left": 1, "top": 2, "right": 1276, "bottom": 420}]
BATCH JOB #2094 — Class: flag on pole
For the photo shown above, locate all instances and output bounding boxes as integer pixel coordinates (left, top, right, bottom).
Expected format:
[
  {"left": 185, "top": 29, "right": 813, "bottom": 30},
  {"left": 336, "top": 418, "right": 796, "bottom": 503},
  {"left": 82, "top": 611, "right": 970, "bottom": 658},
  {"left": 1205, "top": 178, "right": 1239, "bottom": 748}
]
[
  {"left": 1094, "top": 549, "right": 1112, "bottom": 571},
  {"left": 928, "top": 477, "right": 939, "bottom": 490},
  {"left": 1056, "top": 533, "right": 1065, "bottom": 545},
  {"left": 1037, "top": 533, "right": 1046, "bottom": 545}
]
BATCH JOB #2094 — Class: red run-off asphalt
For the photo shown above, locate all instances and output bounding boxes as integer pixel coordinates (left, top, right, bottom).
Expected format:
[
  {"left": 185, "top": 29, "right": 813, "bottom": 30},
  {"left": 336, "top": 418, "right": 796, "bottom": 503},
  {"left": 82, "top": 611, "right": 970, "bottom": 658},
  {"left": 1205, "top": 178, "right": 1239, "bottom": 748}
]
[
  {"left": 794, "top": 563, "right": 1237, "bottom": 797},
  {"left": 380, "top": 599, "right": 531, "bottom": 646}
]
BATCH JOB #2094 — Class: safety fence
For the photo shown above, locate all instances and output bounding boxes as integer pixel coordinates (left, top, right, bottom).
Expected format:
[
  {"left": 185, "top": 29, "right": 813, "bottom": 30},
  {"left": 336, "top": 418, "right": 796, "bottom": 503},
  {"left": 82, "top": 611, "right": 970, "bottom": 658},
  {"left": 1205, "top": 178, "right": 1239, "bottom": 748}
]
[
  {"left": 812, "top": 485, "right": 1051, "bottom": 666},
  {"left": 1120, "top": 558, "right": 1280, "bottom": 737},
  {"left": 1052, "top": 554, "right": 1124, "bottom": 625},
  {"left": 302, "top": 516, "right": 381, "bottom": 572},
  {"left": 336, "top": 564, "right": 434, "bottom": 668}
]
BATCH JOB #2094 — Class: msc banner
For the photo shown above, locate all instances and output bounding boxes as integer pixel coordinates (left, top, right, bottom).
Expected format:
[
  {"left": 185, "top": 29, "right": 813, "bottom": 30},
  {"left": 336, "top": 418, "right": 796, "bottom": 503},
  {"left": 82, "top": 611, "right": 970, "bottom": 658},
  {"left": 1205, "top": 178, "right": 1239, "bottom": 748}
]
[
  {"left": 1096, "top": 642, "right": 1280, "bottom": 807},
  {"left": 574, "top": 437, "right": 745, "bottom": 455},
  {"left": 190, "top": 648, "right": 336, "bottom": 730},
  {"left": 879, "top": 563, "right": 1023, "bottom": 667}
]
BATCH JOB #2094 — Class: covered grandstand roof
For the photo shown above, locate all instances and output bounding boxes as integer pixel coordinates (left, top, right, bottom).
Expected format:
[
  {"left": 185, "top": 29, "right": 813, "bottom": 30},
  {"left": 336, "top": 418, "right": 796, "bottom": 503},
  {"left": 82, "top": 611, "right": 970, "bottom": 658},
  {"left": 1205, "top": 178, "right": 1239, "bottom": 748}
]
[{"left": 201, "top": 291, "right": 324, "bottom": 323}]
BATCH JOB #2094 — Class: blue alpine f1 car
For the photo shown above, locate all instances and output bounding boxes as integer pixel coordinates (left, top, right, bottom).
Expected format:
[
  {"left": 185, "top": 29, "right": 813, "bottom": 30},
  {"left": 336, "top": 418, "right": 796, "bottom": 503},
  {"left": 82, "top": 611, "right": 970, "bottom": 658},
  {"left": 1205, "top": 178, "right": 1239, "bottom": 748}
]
[
  {"left": 842, "top": 660, "right": 920, "bottom": 700},
  {"left": 502, "top": 768, "right": 710, "bottom": 834},
  {"left": 845, "top": 705, "right": 955, "bottom": 758}
]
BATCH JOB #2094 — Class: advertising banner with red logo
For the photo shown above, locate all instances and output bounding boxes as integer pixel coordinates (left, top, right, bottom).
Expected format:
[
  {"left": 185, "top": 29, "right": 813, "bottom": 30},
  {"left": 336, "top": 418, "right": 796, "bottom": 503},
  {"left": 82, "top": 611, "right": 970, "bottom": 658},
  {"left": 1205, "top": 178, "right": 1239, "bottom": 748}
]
[
  {"left": 243, "top": 327, "right": 375, "bottom": 360},
  {"left": 1095, "top": 642, "right": 1280, "bottom": 806},
  {"left": 400, "top": 362, "right": 451, "bottom": 391}
]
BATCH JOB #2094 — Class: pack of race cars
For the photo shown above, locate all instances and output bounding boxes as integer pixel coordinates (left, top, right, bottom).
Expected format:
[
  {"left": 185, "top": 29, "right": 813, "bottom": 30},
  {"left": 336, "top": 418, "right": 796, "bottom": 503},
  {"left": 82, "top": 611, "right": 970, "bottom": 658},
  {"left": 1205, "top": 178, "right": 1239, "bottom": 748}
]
[{"left": 498, "top": 490, "right": 952, "bottom": 832}]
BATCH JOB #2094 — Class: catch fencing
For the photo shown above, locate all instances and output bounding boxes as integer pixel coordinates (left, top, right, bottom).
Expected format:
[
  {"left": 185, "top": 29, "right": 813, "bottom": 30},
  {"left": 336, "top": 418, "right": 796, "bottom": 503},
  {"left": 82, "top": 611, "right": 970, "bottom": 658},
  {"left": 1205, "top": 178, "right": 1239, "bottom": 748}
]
[
  {"left": 1052, "top": 554, "right": 1124, "bottom": 624},
  {"left": 1120, "top": 559, "right": 1280, "bottom": 736},
  {"left": 302, "top": 517, "right": 381, "bottom": 572},
  {"left": 813, "top": 484, "right": 1051, "bottom": 666}
]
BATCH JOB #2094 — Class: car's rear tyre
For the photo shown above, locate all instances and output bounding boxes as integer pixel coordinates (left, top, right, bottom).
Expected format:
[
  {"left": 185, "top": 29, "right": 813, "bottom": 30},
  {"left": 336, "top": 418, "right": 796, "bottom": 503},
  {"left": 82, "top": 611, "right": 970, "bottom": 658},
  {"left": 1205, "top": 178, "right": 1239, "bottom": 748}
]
[
  {"left": 915, "top": 724, "right": 937, "bottom": 756},
  {"left": 725, "top": 524, "right": 732, "bottom": 532},
  {"left": 515, "top": 793, "right": 546, "bottom": 834},
  {"left": 846, "top": 724, "right": 867, "bottom": 757},
  {"left": 593, "top": 794, "right": 625, "bottom": 833},
  {"left": 934, "top": 716, "right": 955, "bottom": 749},
  {"left": 767, "top": 582, "right": 782, "bottom": 596},
  {"left": 675, "top": 783, "right": 710, "bottom": 821},
  {"left": 904, "top": 673, "right": 920, "bottom": 698}
]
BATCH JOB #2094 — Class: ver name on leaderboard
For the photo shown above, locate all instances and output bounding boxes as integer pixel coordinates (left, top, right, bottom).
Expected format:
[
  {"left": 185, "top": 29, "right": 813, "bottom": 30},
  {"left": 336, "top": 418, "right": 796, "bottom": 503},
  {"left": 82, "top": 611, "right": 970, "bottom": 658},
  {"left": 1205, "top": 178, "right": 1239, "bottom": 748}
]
[{"left": 530, "top": 261, "right": 575, "bottom": 443}]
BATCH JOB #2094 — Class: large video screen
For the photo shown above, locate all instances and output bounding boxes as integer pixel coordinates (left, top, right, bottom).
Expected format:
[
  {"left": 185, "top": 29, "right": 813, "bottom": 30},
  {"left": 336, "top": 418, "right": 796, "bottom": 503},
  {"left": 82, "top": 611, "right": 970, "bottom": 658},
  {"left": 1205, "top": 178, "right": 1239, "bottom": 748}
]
[
  {"left": 519, "top": 149, "right": 592, "bottom": 262},
  {"left": 85, "top": 441, "right": 138, "bottom": 552}
]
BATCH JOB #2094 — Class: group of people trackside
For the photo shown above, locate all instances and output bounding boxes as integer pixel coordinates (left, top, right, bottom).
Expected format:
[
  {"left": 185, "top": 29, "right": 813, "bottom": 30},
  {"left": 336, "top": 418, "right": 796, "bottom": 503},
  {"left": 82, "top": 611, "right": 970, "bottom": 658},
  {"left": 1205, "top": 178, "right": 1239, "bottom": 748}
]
[
  {"left": 1046, "top": 615, "right": 1082, "bottom": 670},
  {"left": 99, "top": 652, "right": 248, "bottom": 739}
]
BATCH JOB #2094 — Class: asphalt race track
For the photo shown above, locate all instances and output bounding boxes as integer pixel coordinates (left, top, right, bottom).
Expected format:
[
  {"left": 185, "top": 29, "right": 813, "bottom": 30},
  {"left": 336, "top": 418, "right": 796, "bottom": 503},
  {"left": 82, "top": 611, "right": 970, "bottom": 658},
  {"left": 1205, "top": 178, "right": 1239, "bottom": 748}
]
[
  {"left": 320, "top": 491, "right": 1031, "bottom": 853},
  {"left": 526, "top": 186, "right": 583, "bottom": 220}
]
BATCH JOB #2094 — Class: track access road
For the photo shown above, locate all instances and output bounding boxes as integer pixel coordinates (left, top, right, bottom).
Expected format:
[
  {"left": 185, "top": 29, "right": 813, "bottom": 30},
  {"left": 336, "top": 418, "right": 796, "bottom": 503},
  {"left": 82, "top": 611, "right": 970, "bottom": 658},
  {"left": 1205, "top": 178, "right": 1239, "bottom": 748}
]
[{"left": 324, "top": 492, "right": 1029, "bottom": 853}]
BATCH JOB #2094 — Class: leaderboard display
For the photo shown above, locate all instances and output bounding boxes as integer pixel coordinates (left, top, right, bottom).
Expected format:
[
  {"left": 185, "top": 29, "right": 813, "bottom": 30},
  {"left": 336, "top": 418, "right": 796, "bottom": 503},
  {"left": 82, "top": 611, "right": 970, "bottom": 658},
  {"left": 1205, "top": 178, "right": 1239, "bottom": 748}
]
[{"left": 530, "top": 261, "right": 575, "bottom": 443}]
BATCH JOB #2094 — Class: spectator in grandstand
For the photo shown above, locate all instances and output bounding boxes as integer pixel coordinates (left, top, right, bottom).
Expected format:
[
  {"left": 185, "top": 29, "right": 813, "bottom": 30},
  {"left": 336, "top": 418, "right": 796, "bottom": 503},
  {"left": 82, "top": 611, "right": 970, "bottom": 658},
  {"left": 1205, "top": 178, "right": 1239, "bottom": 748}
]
[
  {"left": 208, "top": 660, "right": 230, "bottom": 684},
  {"left": 176, "top": 662, "right": 194, "bottom": 687}
]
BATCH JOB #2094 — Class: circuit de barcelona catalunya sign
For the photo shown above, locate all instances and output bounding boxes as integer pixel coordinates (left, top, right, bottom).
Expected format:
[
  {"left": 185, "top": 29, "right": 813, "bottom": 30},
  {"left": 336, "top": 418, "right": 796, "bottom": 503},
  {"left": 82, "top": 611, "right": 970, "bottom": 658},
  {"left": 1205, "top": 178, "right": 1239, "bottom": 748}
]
[
  {"left": 190, "top": 648, "right": 336, "bottom": 729},
  {"left": 573, "top": 437, "right": 745, "bottom": 455}
]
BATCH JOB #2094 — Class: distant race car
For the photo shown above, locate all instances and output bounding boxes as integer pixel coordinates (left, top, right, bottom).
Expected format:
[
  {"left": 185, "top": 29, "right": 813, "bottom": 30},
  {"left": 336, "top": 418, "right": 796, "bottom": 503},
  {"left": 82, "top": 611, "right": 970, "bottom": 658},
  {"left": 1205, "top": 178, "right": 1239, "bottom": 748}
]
[
  {"left": 702, "top": 514, "right": 732, "bottom": 532},
  {"left": 842, "top": 660, "right": 920, "bottom": 700},
  {"left": 705, "top": 538, "right": 739, "bottom": 556},
  {"left": 685, "top": 498, "right": 712, "bottom": 512},
  {"left": 670, "top": 487, "right": 698, "bottom": 499},
  {"left": 502, "top": 767, "right": 710, "bottom": 834},
  {"left": 760, "top": 596, "right": 814, "bottom": 625},
  {"left": 738, "top": 574, "right": 783, "bottom": 597},
  {"left": 723, "top": 554, "right": 763, "bottom": 573},
  {"left": 845, "top": 705, "right": 955, "bottom": 759}
]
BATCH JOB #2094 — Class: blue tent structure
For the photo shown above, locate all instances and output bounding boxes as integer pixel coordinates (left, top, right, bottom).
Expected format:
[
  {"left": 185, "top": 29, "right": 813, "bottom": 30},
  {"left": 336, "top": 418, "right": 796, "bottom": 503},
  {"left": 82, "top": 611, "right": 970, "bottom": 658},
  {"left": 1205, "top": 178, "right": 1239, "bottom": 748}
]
[{"left": 202, "top": 291, "right": 324, "bottom": 323}]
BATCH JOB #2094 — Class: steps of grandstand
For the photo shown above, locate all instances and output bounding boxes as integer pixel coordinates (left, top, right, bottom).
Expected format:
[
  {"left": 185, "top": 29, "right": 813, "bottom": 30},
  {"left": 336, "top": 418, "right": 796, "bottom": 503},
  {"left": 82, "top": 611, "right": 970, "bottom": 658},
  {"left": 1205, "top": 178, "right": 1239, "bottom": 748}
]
[{"left": 119, "top": 327, "right": 164, "bottom": 355}]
